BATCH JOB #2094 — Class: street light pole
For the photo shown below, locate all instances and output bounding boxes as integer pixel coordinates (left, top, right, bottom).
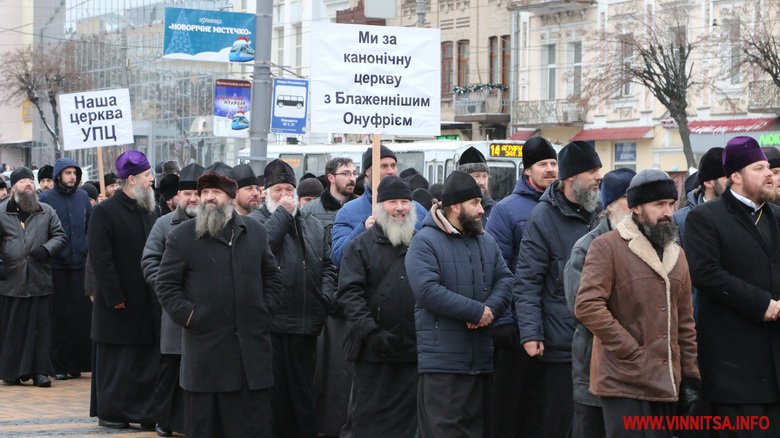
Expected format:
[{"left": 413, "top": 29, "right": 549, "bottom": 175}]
[{"left": 249, "top": 0, "right": 274, "bottom": 174}]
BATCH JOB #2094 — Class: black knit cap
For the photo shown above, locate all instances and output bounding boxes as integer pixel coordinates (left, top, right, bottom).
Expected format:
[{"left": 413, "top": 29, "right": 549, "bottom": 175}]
[
  {"left": 697, "top": 147, "right": 725, "bottom": 185},
  {"left": 458, "top": 147, "right": 489, "bottom": 174},
  {"left": 11, "top": 167, "right": 34, "bottom": 186},
  {"left": 103, "top": 172, "right": 118, "bottom": 186},
  {"left": 80, "top": 182, "right": 98, "bottom": 201},
  {"left": 178, "top": 163, "right": 205, "bottom": 191},
  {"left": 38, "top": 165, "right": 53, "bottom": 182},
  {"left": 429, "top": 183, "right": 443, "bottom": 201},
  {"left": 762, "top": 147, "right": 780, "bottom": 169},
  {"left": 558, "top": 141, "right": 602, "bottom": 180},
  {"left": 441, "top": 170, "right": 483, "bottom": 207},
  {"left": 0, "top": 177, "right": 7, "bottom": 189},
  {"left": 362, "top": 145, "right": 397, "bottom": 172},
  {"left": 626, "top": 169, "right": 678, "bottom": 208},
  {"left": 412, "top": 188, "right": 434, "bottom": 211},
  {"left": 257, "top": 175, "right": 265, "bottom": 187},
  {"left": 300, "top": 172, "right": 317, "bottom": 182},
  {"left": 158, "top": 174, "right": 179, "bottom": 201},
  {"left": 264, "top": 159, "right": 297, "bottom": 188},
  {"left": 376, "top": 176, "right": 412, "bottom": 202},
  {"left": 522, "top": 136, "right": 557, "bottom": 169},
  {"left": 399, "top": 168, "right": 419, "bottom": 179},
  {"left": 232, "top": 164, "right": 258, "bottom": 189},
  {"left": 298, "top": 177, "right": 324, "bottom": 198}
]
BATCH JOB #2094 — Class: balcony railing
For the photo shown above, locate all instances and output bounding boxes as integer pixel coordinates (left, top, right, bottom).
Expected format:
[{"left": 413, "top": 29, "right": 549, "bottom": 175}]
[
  {"left": 507, "top": 0, "right": 595, "bottom": 12},
  {"left": 748, "top": 80, "right": 780, "bottom": 114},
  {"left": 512, "top": 99, "right": 585, "bottom": 126},
  {"left": 453, "top": 89, "right": 509, "bottom": 121}
]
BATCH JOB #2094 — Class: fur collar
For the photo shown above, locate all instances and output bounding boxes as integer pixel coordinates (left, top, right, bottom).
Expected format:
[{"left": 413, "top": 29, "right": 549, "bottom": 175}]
[{"left": 616, "top": 215, "right": 679, "bottom": 277}]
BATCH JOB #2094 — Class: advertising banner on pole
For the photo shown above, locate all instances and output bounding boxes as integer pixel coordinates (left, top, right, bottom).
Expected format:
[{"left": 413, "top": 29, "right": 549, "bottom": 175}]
[
  {"left": 310, "top": 22, "right": 440, "bottom": 136},
  {"left": 163, "top": 7, "right": 257, "bottom": 63},
  {"left": 213, "top": 79, "right": 252, "bottom": 138},
  {"left": 59, "top": 88, "right": 134, "bottom": 151},
  {"left": 271, "top": 78, "right": 309, "bottom": 135}
]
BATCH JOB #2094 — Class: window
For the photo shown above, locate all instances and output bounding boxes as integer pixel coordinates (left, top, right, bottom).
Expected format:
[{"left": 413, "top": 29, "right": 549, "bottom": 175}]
[
  {"left": 614, "top": 142, "right": 637, "bottom": 171},
  {"left": 275, "top": 28, "right": 284, "bottom": 68},
  {"left": 570, "top": 42, "right": 582, "bottom": 97},
  {"left": 544, "top": 44, "right": 556, "bottom": 100},
  {"left": 294, "top": 24, "right": 302, "bottom": 75},
  {"left": 620, "top": 35, "right": 633, "bottom": 96},
  {"left": 501, "top": 35, "right": 511, "bottom": 86},
  {"left": 457, "top": 40, "right": 470, "bottom": 87},
  {"left": 442, "top": 41, "right": 453, "bottom": 96},
  {"left": 728, "top": 19, "right": 741, "bottom": 84},
  {"left": 489, "top": 36, "right": 499, "bottom": 84}
]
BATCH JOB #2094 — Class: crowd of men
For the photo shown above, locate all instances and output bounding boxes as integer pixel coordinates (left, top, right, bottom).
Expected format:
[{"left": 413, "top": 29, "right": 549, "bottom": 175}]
[{"left": 0, "top": 134, "right": 778, "bottom": 438}]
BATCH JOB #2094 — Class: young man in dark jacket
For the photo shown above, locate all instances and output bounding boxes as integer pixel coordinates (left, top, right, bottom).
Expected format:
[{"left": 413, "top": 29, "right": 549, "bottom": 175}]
[
  {"left": 406, "top": 171, "right": 513, "bottom": 437},
  {"left": 515, "top": 140, "right": 602, "bottom": 437},
  {"left": 39, "top": 158, "right": 93, "bottom": 381},
  {"left": 0, "top": 167, "right": 66, "bottom": 387},
  {"left": 338, "top": 176, "right": 419, "bottom": 438},
  {"left": 485, "top": 136, "right": 557, "bottom": 436},
  {"left": 249, "top": 159, "right": 338, "bottom": 438},
  {"left": 458, "top": 146, "right": 495, "bottom": 226},
  {"left": 156, "top": 171, "right": 282, "bottom": 438}
]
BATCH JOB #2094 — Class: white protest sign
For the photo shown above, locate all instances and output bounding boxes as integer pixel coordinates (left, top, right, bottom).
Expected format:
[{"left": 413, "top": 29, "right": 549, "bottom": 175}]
[
  {"left": 59, "top": 88, "right": 134, "bottom": 151},
  {"left": 310, "top": 22, "right": 440, "bottom": 136}
]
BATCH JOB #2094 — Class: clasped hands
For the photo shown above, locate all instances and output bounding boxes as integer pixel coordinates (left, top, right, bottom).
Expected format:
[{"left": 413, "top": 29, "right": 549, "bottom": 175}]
[{"left": 466, "top": 306, "right": 494, "bottom": 330}]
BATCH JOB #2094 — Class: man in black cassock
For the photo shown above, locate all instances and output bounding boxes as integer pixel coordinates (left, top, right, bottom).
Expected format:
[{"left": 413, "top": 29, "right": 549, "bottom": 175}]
[
  {"left": 156, "top": 170, "right": 282, "bottom": 438},
  {"left": 0, "top": 167, "right": 65, "bottom": 387},
  {"left": 88, "top": 150, "right": 159, "bottom": 429}
]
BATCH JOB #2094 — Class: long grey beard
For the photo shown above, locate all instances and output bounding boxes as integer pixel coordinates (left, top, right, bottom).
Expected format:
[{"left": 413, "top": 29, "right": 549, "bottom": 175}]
[
  {"left": 572, "top": 179, "right": 601, "bottom": 213},
  {"left": 14, "top": 190, "right": 40, "bottom": 213},
  {"left": 375, "top": 206, "right": 417, "bottom": 247},
  {"left": 195, "top": 203, "right": 233, "bottom": 239},
  {"left": 265, "top": 194, "right": 297, "bottom": 216},
  {"left": 133, "top": 185, "right": 156, "bottom": 213}
]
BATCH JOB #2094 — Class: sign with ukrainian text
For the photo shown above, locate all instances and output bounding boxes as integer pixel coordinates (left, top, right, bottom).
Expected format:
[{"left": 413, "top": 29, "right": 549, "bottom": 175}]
[
  {"left": 489, "top": 143, "right": 523, "bottom": 159},
  {"left": 59, "top": 88, "right": 134, "bottom": 151},
  {"left": 163, "top": 7, "right": 256, "bottom": 63},
  {"left": 310, "top": 22, "right": 441, "bottom": 135},
  {"left": 213, "top": 79, "right": 251, "bottom": 138}
]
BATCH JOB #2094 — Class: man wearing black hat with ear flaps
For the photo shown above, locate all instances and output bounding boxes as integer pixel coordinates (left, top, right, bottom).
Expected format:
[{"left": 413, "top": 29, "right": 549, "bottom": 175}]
[
  {"left": 248, "top": 159, "right": 338, "bottom": 438},
  {"left": 155, "top": 168, "right": 282, "bottom": 438},
  {"left": 515, "top": 140, "right": 603, "bottom": 437},
  {"left": 405, "top": 171, "right": 513, "bottom": 437}
]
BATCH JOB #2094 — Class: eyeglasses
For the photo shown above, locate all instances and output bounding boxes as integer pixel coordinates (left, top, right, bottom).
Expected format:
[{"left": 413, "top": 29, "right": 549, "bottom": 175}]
[{"left": 333, "top": 171, "right": 359, "bottom": 177}]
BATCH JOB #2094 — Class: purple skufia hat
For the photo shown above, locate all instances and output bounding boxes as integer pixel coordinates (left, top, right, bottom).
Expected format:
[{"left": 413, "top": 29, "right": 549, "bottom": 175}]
[
  {"left": 722, "top": 136, "right": 767, "bottom": 176},
  {"left": 115, "top": 150, "right": 151, "bottom": 179}
]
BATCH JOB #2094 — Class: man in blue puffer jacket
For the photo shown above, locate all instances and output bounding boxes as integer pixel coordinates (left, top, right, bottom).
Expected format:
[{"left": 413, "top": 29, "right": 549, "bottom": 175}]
[
  {"left": 331, "top": 145, "right": 426, "bottom": 267},
  {"left": 39, "top": 158, "right": 93, "bottom": 380},
  {"left": 406, "top": 171, "right": 513, "bottom": 438},
  {"left": 484, "top": 136, "right": 557, "bottom": 437}
]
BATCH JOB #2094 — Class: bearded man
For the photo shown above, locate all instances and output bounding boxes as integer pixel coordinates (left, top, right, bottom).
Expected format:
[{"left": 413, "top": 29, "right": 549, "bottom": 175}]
[
  {"left": 685, "top": 137, "right": 780, "bottom": 436},
  {"left": 0, "top": 167, "right": 66, "bottom": 387},
  {"left": 232, "top": 163, "right": 262, "bottom": 215},
  {"left": 156, "top": 171, "right": 282, "bottom": 438},
  {"left": 515, "top": 140, "right": 603, "bottom": 437},
  {"left": 141, "top": 162, "right": 204, "bottom": 437},
  {"left": 337, "top": 176, "right": 419, "bottom": 437},
  {"left": 575, "top": 170, "right": 700, "bottom": 438},
  {"left": 88, "top": 150, "right": 159, "bottom": 430},
  {"left": 406, "top": 171, "right": 513, "bottom": 437}
]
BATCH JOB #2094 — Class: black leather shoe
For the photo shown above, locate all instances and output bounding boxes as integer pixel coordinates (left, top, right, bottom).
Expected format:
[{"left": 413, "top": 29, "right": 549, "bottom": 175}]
[
  {"left": 54, "top": 373, "right": 68, "bottom": 380},
  {"left": 98, "top": 418, "right": 129, "bottom": 429},
  {"left": 155, "top": 424, "right": 173, "bottom": 437},
  {"left": 34, "top": 374, "right": 51, "bottom": 387},
  {"left": 3, "top": 378, "right": 21, "bottom": 385},
  {"left": 68, "top": 371, "right": 81, "bottom": 379},
  {"left": 139, "top": 422, "right": 156, "bottom": 431}
]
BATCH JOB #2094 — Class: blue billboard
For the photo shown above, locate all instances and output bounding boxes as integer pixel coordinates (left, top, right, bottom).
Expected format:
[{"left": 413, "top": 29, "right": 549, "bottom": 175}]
[
  {"left": 271, "top": 78, "right": 309, "bottom": 135},
  {"left": 214, "top": 80, "right": 251, "bottom": 138},
  {"left": 163, "top": 7, "right": 256, "bottom": 63}
]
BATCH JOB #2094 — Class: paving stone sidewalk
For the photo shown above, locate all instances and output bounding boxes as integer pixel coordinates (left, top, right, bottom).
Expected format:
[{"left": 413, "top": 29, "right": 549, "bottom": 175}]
[{"left": 0, "top": 374, "right": 161, "bottom": 437}]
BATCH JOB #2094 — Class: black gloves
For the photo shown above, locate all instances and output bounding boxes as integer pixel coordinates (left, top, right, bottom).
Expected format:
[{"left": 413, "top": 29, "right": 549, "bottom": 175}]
[
  {"left": 367, "top": 330, "right": 401, "bottom": 355},
  {"left": 678, "top": 377, "right": 701, "bottom": 415},
  {"left": 30, "top": 246, "right": 49, "bottom": 263}
]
